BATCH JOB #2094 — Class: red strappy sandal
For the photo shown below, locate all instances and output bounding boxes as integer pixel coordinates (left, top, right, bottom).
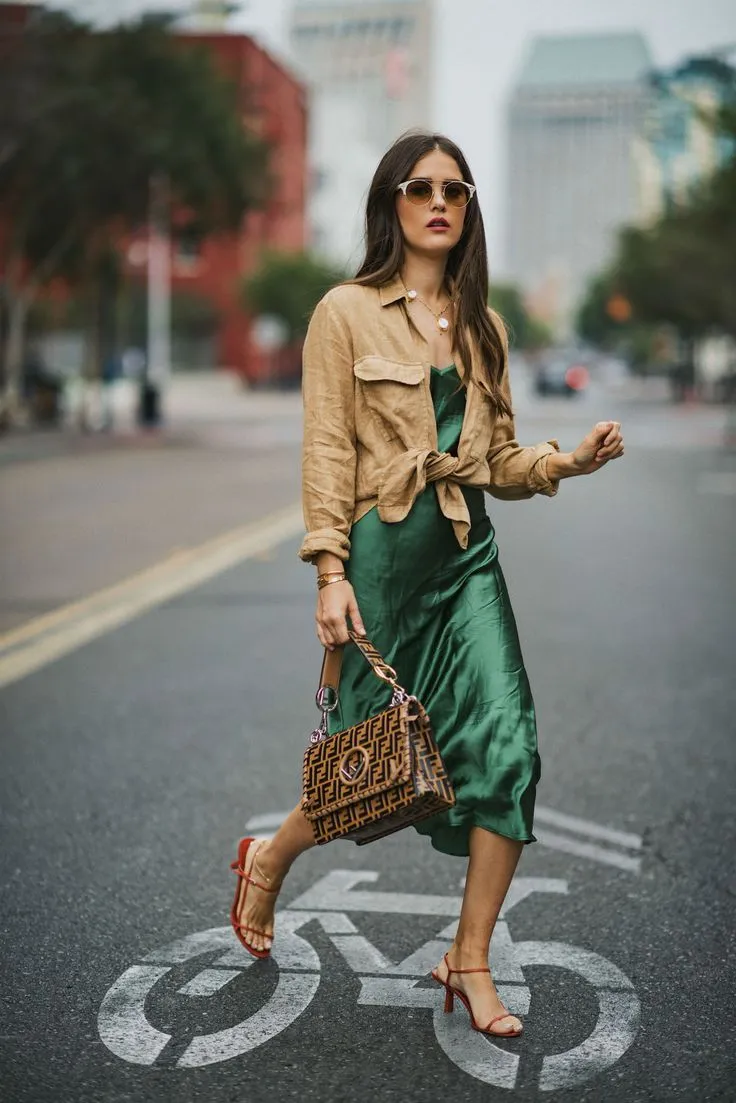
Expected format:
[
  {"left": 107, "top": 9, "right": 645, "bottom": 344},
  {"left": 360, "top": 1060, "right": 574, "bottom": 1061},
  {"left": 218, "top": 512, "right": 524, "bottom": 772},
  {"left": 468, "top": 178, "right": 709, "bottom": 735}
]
[
  {"left": 229, "top": 837, "right": 279, "bottom": 960},
  {"left": 431, "top": 952, "right": 523, "bottom": 1037}
]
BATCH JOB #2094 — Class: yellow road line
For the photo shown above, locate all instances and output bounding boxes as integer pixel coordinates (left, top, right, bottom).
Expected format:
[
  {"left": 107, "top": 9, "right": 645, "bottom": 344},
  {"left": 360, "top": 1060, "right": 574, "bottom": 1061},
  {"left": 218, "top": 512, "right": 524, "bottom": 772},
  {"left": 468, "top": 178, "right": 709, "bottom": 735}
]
[
  {"left": 0, "top": 503, "right": 304, "bottom": 691},
  {"left": 0, "top": 547, "right": 195, "bottom": 652}
]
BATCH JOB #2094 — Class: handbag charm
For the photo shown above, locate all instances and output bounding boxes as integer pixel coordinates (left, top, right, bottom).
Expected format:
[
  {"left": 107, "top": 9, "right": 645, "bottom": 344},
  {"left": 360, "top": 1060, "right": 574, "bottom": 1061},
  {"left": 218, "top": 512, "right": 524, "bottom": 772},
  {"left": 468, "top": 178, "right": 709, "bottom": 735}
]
[{"left": 301, "top": 631, "right": 456, "bottom": 846}]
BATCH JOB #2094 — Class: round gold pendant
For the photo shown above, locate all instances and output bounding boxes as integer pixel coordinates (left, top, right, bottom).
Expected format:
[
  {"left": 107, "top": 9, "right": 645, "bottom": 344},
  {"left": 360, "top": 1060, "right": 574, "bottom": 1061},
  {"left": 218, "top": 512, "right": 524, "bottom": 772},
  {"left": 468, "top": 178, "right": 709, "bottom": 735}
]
[{"left": 438, "top": 317, "right": 450, "bottom": 332}]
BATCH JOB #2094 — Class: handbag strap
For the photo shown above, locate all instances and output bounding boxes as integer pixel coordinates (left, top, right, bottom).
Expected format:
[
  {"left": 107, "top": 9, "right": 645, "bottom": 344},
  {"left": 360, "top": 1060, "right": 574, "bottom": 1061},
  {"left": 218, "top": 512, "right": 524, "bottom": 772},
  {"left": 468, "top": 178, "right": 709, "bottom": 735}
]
[
  {"left": 318, "top": 630, "right": 405, "bottom": 696},
  {"left": 311, "top": 631, "right": 408, "bottom": 743}
]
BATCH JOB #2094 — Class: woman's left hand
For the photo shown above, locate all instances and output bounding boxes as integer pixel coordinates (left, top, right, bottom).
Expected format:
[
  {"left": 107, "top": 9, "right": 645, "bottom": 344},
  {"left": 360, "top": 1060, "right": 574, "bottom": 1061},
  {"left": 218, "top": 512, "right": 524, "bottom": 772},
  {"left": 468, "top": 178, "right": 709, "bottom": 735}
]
[{"left": 570, "top": 421, "right": 624, "bottom": 475}]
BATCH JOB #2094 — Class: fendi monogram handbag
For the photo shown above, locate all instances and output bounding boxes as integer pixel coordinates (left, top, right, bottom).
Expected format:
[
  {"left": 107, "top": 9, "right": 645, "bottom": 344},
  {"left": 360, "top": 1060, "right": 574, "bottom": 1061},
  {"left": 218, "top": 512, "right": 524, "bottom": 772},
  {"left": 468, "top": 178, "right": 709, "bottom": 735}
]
[{"left": 301, "top": 631, "right": 455, "bottom": 845}]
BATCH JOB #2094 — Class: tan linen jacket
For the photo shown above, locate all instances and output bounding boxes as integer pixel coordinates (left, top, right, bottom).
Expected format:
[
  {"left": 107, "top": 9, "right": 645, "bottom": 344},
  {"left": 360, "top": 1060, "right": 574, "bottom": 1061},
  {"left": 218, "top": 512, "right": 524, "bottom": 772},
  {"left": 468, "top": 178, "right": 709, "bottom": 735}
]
[{"left": 298, "top": 274, "right": 560, "bottom": 565}]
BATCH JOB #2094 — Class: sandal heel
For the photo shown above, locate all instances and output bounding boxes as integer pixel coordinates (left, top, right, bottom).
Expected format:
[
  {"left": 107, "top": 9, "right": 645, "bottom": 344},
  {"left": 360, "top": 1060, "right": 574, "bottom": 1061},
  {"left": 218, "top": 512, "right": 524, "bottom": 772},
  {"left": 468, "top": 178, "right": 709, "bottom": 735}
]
[{"left": 443, "top": 986, "right": 454, "bottom": 1013}]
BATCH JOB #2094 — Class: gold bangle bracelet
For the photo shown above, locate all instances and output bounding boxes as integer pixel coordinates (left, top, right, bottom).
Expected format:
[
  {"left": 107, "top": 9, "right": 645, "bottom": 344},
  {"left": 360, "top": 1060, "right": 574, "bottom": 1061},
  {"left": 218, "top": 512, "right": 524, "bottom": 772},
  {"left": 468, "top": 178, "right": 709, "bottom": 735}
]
[{"left": 317, "top": 575, "right": 346, "bottom": 590}]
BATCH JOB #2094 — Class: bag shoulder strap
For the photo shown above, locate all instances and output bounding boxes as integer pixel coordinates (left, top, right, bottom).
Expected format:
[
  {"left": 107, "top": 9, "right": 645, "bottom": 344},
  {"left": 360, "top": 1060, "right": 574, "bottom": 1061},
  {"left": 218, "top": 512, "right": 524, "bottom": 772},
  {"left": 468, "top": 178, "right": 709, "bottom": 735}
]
[{"left": 316, "top": 631, "right": 405, "bottom": 698}]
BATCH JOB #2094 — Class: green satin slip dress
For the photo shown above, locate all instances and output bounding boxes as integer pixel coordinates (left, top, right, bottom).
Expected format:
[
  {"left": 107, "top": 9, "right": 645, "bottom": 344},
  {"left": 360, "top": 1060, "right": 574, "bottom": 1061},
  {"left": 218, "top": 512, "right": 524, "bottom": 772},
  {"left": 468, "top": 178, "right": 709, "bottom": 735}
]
[{"left": 329, "top": 363, "right": 541, "bottom": 857}]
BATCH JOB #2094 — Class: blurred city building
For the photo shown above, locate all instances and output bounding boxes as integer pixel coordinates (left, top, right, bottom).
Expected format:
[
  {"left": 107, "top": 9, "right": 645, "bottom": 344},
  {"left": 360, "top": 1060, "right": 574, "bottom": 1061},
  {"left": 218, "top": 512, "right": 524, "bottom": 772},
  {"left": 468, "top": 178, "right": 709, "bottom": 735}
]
[
  {"left": 505, "top": 32, "right": 653, "bottom": 334},
  {"left": 288, "top": 0, "right": 433, "bottom": 265},
  {"left": 634, "top": 52, "right": 736, "bottom": 224}
]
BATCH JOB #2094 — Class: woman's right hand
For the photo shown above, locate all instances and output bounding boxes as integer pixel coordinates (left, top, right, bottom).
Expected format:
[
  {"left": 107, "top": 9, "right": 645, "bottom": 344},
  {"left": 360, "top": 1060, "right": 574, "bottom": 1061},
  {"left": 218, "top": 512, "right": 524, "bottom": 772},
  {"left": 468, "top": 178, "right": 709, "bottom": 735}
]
[{"left": 316, "top": 580, "right": 366, "bottom": 650}]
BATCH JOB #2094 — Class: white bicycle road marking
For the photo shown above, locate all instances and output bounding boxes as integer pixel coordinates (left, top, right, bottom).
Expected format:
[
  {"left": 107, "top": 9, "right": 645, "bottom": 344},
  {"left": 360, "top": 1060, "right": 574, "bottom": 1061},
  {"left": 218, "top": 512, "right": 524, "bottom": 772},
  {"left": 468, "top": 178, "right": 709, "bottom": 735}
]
[{"left": 98, "top": 869, "right": 641, "bottom": 1092}]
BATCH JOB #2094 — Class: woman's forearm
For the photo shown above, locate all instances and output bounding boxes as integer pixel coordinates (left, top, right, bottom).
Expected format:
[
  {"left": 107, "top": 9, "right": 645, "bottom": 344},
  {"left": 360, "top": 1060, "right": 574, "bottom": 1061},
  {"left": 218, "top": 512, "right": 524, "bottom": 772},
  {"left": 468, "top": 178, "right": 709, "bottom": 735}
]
[
  {"left": 315, "top": 552, "right": 346, "bottom": 575},
  {"left": 546, "top": 451, "right": 579, "bottom": 481}
]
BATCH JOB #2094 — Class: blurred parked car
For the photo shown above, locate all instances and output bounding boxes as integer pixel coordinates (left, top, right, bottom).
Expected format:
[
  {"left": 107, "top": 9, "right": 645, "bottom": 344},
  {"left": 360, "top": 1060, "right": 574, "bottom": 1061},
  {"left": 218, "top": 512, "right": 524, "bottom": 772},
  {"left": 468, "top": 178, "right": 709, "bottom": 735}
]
[{"left": 534, "top": 352, "right": 590, "bottom": 398}]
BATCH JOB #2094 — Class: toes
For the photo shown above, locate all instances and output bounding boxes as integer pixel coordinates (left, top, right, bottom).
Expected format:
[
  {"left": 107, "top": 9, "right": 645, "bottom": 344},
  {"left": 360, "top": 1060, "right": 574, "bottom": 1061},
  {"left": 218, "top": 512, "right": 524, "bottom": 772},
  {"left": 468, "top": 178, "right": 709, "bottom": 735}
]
[{"left": 496, "top": 1015, "right": 522, "bottom": 1034}]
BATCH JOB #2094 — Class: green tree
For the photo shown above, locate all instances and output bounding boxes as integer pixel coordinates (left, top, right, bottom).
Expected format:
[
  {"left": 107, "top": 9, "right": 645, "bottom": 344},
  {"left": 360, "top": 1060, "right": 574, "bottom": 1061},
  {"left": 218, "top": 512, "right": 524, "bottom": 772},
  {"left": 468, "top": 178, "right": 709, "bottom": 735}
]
[
  {"left": 489, "top": 282, "right": 552, "bottom": 350},
  {"left": 576, "top": 270, "right": 662, "bottom": 371},
  {"left": 242, "top": 252, "right": 347, "bottom": 344},
  {"left": 0, "top": 12, "right": 269, "bottom": 422},
  {"left": 578, "top": 97, "right": 736, "bottom": 360},
  {"left": 577, "top": 272, "right": 618, "bottom": 348}
]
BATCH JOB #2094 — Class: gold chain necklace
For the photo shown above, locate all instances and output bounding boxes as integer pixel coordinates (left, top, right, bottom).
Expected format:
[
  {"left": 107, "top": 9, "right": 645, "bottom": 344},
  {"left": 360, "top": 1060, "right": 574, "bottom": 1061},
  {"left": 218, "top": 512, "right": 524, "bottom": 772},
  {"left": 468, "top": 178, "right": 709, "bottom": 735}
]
[{"left": 403, "top": 286, "right": 453, "bottom": 333}]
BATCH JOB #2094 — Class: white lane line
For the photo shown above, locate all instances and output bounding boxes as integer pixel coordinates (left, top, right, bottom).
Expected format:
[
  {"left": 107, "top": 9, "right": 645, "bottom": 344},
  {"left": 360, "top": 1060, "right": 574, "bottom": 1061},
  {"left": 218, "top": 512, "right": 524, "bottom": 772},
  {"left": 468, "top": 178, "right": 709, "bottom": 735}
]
[
  {"left": 0, "top": 503, "right": 304, "bottom": 691},
  {"left": 245, "top": 811, "right": 292, "bottom": 832},
  {"left": 535, "top": 829, "right": 641, "bottom": 873},
  {"left": 245, "top": 810, "right": 643, "bottom": 873},
  {"left": 534, "top": 806, "right": 642, "bottom": 850}
]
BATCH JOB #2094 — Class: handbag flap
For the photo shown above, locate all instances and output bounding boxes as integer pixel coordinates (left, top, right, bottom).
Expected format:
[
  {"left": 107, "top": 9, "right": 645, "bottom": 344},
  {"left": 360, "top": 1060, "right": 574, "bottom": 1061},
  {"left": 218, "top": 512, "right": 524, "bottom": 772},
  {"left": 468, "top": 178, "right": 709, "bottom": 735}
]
[{"left": 302, "top": 701, "right": 414, "bottom": 820}]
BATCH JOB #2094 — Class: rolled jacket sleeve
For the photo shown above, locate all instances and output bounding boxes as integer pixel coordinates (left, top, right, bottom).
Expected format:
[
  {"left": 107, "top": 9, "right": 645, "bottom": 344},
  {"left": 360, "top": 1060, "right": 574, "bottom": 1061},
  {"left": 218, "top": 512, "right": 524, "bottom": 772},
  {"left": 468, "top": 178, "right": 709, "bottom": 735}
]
[
  {"left": 486, "top": 362, "right": 561, "bottom": 501},
  {"left": 298, "top": 294, "right": 357, "bottom": 564}
]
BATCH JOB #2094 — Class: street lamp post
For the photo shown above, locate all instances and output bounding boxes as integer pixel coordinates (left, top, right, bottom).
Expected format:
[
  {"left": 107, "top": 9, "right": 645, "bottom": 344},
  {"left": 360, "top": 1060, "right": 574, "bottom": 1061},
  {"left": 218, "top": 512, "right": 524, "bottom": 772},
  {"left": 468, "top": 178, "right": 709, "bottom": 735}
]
[{"left": 140, "top": 173, "right": 170, "bottom": 427}]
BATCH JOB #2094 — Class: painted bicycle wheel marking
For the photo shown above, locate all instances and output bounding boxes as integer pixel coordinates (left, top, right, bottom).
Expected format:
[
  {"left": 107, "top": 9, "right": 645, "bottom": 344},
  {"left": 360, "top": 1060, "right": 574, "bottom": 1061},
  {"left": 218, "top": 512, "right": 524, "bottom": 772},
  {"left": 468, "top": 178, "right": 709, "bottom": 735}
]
[
  {"left": 98, "top": 922, "right": 320, "bottom": 1068},
  {"left": 98, "top": 866, "right": 641, "bottom": 1090}
]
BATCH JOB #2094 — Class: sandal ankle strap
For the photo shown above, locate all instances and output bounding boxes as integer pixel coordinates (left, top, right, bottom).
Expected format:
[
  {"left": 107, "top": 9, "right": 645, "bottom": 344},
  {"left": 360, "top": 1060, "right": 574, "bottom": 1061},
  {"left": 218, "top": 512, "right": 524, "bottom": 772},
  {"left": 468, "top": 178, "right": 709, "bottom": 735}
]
[
  {"left": 229, "top": 859, "right": 279, "bottom": 894},
  {"left": 444, "top": 951, "right": 491, "bottom": 978}
]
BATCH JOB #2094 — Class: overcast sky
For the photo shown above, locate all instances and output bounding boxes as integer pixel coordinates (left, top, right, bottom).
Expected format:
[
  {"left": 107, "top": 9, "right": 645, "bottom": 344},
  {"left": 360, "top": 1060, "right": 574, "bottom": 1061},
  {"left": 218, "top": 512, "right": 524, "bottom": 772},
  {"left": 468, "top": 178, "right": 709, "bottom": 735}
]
[{"left": 57, "top": 0, "right": 736, "bottom": 269}]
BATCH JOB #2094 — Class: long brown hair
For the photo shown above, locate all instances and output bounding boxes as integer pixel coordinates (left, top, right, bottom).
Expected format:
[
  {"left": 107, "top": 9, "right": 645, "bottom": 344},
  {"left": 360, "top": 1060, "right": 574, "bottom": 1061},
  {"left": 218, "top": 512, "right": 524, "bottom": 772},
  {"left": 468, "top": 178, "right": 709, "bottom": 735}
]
[{"left": 353, "top": 130, "right": 511, "bottom": 416}]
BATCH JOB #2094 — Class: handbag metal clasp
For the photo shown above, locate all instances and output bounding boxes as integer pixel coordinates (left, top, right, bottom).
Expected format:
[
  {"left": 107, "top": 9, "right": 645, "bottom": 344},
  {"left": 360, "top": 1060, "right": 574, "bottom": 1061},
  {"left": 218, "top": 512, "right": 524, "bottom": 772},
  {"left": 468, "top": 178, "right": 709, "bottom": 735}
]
[
  {"left": 310, "top": 684, "right": 339, "bottom": 743},
  {"left": 390, "top": 687, "right": 409, "bottom": 706}
]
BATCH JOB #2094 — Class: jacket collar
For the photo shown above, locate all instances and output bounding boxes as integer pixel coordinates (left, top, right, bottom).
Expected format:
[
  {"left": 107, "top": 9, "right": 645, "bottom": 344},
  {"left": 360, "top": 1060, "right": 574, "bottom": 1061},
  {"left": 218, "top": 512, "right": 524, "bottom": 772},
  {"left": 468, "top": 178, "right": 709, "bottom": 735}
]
[
  {"left": 378, "top": 273, "right": 408, "bottom": 307},
  {"left": 378, "top": 272, "right": 458, "bottom": 307}
]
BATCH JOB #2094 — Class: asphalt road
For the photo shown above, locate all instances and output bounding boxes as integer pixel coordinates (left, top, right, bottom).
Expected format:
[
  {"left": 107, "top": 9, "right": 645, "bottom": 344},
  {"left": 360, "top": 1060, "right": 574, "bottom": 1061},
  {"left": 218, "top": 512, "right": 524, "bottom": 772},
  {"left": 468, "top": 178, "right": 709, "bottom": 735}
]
[{"left": 1, "top": 391, "right": 735, "bottom": 1102}]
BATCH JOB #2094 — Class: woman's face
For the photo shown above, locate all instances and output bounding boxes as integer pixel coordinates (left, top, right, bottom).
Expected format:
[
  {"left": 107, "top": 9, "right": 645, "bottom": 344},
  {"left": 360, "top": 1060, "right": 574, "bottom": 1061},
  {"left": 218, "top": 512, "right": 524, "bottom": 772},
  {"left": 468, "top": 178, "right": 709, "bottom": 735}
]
[{"left": 395, "top": 149, "right": 468, "bottom": 259}]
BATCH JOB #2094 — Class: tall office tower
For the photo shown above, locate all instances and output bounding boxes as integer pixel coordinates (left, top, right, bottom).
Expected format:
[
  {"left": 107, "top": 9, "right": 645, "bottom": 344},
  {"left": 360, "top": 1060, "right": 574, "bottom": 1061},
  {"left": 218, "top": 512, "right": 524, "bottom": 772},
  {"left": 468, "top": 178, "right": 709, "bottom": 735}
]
[
  {"left": 505, "top": 33, "right": 653, "bottom": 332},
  {"left": 289, "top": 0, "right": 433, "bottom": 265}
]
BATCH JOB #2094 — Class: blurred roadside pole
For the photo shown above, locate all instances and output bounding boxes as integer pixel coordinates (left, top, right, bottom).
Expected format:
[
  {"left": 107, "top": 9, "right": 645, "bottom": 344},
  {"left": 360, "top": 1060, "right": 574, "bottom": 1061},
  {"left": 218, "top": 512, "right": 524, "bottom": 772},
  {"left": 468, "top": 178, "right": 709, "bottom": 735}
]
[
  {"left": 251, "top": 315, "right": 289, "bottom": 389},
  {"left": 140, "top": 173, "right": 171, "bottom": 428}
]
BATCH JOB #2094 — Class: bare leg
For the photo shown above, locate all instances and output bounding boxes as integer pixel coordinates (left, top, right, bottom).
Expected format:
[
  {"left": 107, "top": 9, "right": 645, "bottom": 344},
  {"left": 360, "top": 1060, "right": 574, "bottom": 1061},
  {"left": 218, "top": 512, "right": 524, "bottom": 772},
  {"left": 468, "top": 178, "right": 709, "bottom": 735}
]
[
  {"left": 233, "top": 803, "right": 316, "bottom": 953},
  {"left": 434, "top": 826, "right": 524, "bottom": 1034}
]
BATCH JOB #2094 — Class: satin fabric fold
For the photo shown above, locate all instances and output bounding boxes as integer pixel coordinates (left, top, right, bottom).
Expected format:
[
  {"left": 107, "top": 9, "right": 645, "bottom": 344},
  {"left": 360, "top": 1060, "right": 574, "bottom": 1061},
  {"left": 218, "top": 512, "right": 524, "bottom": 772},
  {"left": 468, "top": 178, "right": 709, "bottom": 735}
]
[{"left": 330, "top": 366, "right": 540, "bottom": 857}]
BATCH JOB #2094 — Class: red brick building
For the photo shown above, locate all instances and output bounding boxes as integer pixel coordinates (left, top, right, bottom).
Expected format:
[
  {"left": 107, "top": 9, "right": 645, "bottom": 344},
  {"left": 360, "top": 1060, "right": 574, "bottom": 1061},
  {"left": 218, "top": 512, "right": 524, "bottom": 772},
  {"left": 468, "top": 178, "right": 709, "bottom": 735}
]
[
  {"left": 145, "top": 31, "right": 308, "bottom": 382},
  {"left": 0, "top": 4, "right": 308, "bottom": 384}
]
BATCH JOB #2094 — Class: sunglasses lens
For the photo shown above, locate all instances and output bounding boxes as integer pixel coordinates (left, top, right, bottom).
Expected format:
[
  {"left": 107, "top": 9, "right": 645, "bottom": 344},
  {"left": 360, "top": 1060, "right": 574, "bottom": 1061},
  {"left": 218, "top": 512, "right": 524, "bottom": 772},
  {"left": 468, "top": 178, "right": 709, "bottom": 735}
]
[
  {"left": 444, "top": 182, "right": 470, "bottom": 207},
  {"left": 405, "top": 180, "right": 433, "bottom": 204}
]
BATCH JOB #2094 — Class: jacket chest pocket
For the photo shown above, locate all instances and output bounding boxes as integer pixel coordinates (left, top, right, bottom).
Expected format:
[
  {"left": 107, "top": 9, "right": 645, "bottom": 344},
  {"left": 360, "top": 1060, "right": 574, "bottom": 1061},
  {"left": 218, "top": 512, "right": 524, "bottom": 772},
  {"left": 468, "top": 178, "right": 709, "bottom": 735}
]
[{"left": 353, "top": 357, "right": 428, "bottom": 443}]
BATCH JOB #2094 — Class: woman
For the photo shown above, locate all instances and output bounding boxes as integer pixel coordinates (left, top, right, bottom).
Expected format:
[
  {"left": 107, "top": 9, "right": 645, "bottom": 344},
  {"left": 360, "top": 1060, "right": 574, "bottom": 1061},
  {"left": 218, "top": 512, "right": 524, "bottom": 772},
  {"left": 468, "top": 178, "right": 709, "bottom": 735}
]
[{"left": 230, "top": 131, "right": 624, "bottom": 1038}]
